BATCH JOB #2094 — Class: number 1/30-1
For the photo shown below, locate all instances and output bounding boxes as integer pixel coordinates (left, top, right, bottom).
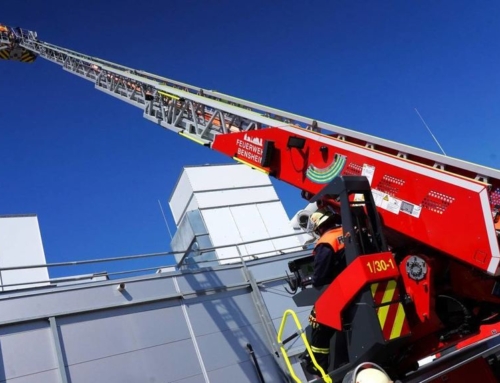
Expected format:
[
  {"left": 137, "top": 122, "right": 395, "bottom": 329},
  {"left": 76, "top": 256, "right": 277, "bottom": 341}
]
[{"left": 367, "top": 259, "right": 395, "bottom": 274}]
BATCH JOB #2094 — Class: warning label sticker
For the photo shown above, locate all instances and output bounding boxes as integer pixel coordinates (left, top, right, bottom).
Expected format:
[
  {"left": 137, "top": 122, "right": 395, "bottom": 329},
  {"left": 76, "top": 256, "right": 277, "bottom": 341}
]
[
  {"left": 353, "top": 194, "right": 365, "bottom": 202},
  {"left": 400, "top": 200, "right": 422, "bottom": 218},
  {"left": 371, "top": 189, "right": 422, "bottom": 218},
  {"left": 371, "top": 189, "right": 402, "bottom": 215},
  {"left": 361, "top": 164, "right": 375, "bottom": 185}
]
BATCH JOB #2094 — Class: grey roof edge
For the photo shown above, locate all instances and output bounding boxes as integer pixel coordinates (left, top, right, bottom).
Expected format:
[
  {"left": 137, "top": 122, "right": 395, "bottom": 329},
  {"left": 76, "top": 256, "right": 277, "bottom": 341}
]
[
  {"left": 0, "top": 214, "right": 38, "bottom": 218},
  {"left": 0, "top": 249, "right": 310, "bottom": 301}
]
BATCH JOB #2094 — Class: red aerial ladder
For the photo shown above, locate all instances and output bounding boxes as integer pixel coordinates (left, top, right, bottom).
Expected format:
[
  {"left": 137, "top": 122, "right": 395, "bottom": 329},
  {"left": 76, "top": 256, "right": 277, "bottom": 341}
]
[{"left": 2, "top": 24, "right": 500, "bottom": 382}]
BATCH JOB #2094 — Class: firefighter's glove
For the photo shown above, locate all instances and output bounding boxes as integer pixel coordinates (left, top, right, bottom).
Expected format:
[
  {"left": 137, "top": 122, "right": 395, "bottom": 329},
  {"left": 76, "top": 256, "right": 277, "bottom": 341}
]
[{"left": 308, "top": 314, "right": 320, "bottom": 329}]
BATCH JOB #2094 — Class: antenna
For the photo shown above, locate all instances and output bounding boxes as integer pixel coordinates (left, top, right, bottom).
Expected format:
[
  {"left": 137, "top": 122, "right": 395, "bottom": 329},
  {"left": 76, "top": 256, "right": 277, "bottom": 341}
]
[
  {"left": 414, "top": 108, "right": 447, "bottom": 156},
  {"left": 158, "top": 199, "right": 173, "bottom": 240}
]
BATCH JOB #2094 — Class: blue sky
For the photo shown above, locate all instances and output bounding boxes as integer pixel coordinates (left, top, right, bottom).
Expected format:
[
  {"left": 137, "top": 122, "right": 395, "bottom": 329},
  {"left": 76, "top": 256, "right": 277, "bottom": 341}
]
[{"left": 1, "top": 1, "right": 499, "bottom": 279}]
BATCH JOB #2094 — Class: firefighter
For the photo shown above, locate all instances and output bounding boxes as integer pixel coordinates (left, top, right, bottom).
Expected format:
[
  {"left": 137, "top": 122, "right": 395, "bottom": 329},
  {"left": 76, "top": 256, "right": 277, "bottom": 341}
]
[{"left": 305, "top": 207, "right": 347, "bottom": 375}]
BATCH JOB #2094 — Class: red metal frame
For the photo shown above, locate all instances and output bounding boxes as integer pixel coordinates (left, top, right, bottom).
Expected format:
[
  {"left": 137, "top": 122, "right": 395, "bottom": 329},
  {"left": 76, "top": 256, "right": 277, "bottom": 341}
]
[
  {"left": 399, "top": 255, "right": 433, "bottom": 323},
  {"left": 313, "top": 252, "right": 399, "bottom": 331},
  {"left": 212, "top": 127, "right": 499, "bottom": 275},
  {"left": 213, "top": 127, "right": 500, "bottom": 374}
]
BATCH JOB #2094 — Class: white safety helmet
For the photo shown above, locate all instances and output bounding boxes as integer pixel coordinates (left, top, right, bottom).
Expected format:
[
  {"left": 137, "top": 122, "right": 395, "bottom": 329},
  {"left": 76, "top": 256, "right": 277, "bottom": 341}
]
[
  {"left": 342, "top": 363, "right": 393, "bottom": 383},
  {"left": 309, "top": 208, "right": 334, "bottom": 233},
  {"left": 356, "top": 368, "right": 392, "bottom": 383}
]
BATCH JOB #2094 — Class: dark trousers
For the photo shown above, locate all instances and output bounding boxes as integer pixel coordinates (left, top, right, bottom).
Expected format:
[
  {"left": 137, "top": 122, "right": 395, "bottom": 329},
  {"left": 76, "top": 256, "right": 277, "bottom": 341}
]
[
  {"left": 309, "top": 306, "right": 335, "bottom": 371},
  {"left": 309, "top": 306, "right": 348, "bottom": 372}
]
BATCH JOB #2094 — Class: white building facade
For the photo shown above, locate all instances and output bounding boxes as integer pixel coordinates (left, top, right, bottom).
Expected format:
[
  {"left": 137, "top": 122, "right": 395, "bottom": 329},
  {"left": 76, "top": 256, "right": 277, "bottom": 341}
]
[
  {"left": 0, "top": 214, "right": 49, "bottom": 290},
  {"left": 169, "top": 164, "right": 304, "bottom": 267}
]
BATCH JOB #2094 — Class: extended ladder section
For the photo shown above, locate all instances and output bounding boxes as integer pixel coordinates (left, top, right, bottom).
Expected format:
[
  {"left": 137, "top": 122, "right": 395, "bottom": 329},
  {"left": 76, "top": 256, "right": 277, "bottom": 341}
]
[{"left": 6, "top": 25, "right": 500, "bottom": 275}]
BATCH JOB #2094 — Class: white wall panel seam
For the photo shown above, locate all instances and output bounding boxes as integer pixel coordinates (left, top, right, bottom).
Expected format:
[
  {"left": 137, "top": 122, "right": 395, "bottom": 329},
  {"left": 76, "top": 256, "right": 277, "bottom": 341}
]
[
  {"left": 173, "top": 276, "right": 210, "bottom": 383},
  {"left": 197, "top": 200, "right": 281, "bottom": 211}
]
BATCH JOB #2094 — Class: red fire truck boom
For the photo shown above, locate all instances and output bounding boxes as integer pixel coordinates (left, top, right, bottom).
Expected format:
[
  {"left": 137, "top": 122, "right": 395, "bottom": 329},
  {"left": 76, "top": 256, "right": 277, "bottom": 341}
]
[{"left": 2, "top": 24, "right": 500, "bottom": 382}]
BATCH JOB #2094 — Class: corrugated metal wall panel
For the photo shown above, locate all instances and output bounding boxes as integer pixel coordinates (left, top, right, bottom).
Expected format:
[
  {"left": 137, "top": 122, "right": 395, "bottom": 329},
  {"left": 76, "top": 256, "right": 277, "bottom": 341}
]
[
  {"left": 65, "top": 340, "right": 201, "bottom": 383},
  {"left": 3, "top": 370, "right": 59, "bottom": 383},
  {"left": 0, "top": 277, "right": 179, "bottom": 324},
  {"left": 170, "top": 374, "right": 206, "bottom": 383},
  {"left": 207, "top": 355, "right": 281, "bottom": 382},
  {"left": 0, "top": 321, "right": 58, "bottom": 382},
  {"left": 196, "top": 323, "right": 271, "bottom": 372},
  {"left": 58, "top": 301, "right": 188, "bottom": 365},
  {"left": 186, "top": 290, "right": 262, "bottom": 336},
  {"left": 175, "top": 268, "right": 246, "bottom": 294},
  {"left": 0, "top": 251, "right": 315, "bottom": 383}
]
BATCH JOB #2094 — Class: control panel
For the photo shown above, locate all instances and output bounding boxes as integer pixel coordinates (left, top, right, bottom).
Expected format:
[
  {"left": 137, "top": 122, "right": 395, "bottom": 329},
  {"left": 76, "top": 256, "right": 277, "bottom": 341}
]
[{"left": 287, "top": 255, "right": 315, "bottom": 291}]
